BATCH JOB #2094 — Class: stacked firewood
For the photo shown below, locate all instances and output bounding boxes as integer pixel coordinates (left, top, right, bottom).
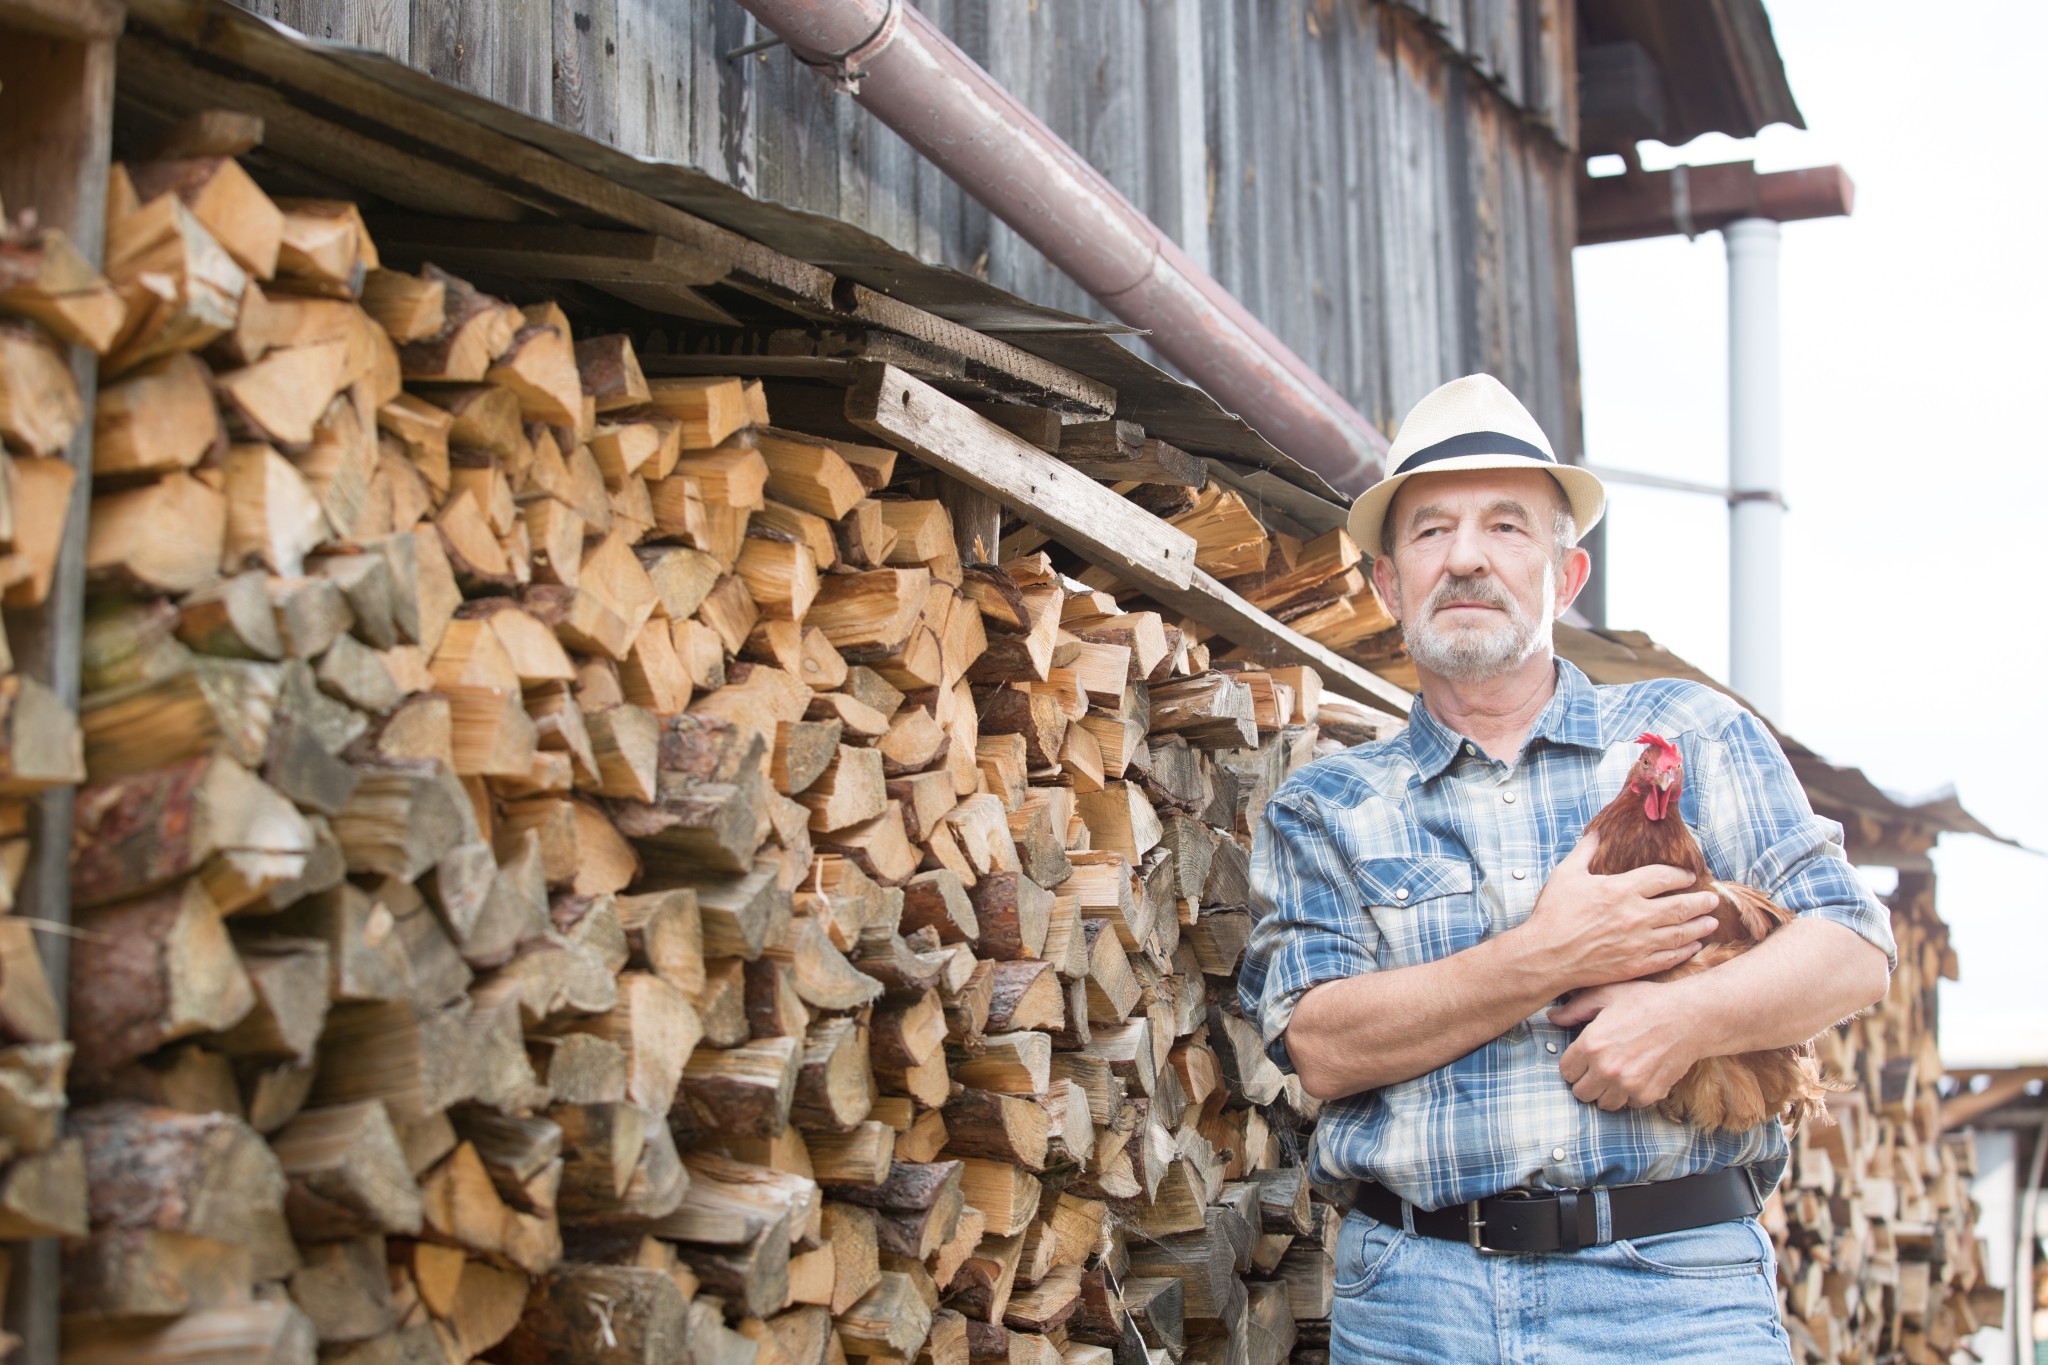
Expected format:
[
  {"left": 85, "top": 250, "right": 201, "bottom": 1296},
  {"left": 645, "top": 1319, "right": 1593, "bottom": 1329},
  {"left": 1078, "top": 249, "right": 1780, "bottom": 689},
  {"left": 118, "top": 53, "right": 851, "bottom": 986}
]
[
  {"left": 49, "top": 145, "right": 1379, "bottom": 1365},
  {"left": 1182, "top": 494, "right": 1410, "bottom": 693},
  {"left": 0, "top": 197, "right": 114, "bottom": 1286},
  {"left": 1769, "top": 877, "right": 2001, "bottom": 1365}
]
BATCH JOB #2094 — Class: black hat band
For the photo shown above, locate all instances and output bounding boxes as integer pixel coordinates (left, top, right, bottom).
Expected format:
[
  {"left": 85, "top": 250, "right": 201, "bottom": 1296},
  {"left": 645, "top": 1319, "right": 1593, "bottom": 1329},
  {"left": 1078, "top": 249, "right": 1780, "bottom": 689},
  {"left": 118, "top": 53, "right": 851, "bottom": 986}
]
[{"left": 1398, "top": 430, "right": 1555, "bottom": 472}]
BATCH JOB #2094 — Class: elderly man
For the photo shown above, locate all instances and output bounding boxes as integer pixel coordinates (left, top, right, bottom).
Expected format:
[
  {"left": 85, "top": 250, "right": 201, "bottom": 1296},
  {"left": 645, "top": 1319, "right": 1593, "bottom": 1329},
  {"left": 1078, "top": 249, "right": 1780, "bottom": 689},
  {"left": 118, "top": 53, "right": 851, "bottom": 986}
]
[{"left": 1238, "top": 375, "right": 1893, "bottom": 1362}]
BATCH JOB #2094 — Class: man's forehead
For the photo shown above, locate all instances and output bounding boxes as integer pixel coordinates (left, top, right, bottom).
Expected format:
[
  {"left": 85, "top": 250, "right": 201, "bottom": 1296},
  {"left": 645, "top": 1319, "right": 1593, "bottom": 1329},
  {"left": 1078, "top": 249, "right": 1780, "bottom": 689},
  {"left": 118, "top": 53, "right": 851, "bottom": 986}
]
[{"left": 1388, "top": 468, "right": 1566, "bottom": 524}]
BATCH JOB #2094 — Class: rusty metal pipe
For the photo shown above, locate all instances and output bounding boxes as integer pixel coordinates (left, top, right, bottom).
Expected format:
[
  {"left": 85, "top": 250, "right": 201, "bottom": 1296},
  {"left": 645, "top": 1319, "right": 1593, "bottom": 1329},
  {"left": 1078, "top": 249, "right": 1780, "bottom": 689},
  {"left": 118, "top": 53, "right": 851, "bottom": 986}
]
[{"left": 732, "top": 0, "right": 1387, "bottom": 493}]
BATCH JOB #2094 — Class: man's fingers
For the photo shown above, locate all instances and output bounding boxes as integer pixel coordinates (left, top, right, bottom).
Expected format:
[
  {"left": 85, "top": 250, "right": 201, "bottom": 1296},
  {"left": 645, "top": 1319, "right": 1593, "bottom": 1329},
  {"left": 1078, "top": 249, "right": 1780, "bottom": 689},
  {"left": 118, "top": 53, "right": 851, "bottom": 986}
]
[
  {"left": 1650, "top": 943, "right": 1704, "bottom": 973},
  {"left": 1571, "top": 1073, "right": 1625, "bottom": 1110},
  {"left": 1664, "top": 916, "right": 1718, "bottom": 949},
  {"left": 1645, "top": 891, "right": 1722, "bottom": 926},
  {"left": 1623, "top": 863, "right": 1712, "bottom": 899},
  {"left": 1560, "top": 831, "right": 1599, "bottom": 869},
  {"left": 1549, "top": 993, "right": 1604, "bottom": 1028}
]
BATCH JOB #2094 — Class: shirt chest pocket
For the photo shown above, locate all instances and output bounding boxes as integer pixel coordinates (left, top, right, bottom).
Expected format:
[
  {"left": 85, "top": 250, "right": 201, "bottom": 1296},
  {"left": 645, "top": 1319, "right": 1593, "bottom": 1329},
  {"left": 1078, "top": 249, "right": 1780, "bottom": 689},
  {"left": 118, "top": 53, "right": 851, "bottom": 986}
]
[{"left": 1356, "top": 856, "right": 1485, "bottom": 969}]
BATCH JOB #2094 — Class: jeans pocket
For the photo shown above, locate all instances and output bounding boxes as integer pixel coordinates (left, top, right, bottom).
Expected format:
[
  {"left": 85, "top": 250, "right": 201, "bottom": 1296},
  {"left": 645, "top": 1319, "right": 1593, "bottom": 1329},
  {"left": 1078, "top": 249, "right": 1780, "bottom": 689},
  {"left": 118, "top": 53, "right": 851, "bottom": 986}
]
[
  {"left": 1615, "top": 1217, "right": 1771, "bottom": 1279},
  {"left": 1333, "top": 1210, "right": 1406, "bottom": 1297}
]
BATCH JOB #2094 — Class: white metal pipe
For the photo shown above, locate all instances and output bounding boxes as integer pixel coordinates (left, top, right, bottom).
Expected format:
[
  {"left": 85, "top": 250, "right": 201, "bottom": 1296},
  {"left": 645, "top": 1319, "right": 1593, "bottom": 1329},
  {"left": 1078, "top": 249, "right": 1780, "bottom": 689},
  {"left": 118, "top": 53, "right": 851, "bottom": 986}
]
[
  {"left": 2017, "top": 1122, "right": 2046, "bottom": 1365},
  {"left": 1725, "top": 216, "right": 1783, "bottom": 719}
]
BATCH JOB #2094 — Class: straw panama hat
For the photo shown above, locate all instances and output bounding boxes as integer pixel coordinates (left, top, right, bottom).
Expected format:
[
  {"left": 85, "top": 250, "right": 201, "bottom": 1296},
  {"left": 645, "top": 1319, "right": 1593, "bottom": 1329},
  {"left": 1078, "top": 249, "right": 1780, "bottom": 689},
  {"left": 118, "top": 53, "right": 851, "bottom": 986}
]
[{"left": 1345, "top": 374, "right": 1606, "bottom": 560}]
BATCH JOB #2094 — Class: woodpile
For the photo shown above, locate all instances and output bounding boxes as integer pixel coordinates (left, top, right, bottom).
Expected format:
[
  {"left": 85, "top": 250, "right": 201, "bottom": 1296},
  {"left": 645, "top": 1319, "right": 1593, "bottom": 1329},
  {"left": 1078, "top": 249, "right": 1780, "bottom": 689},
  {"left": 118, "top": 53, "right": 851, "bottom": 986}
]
[
  {"left": 1766, "top": 874, "right": 2002, "bottom": 1365},
  {"left": 1065, "top": 482, "right": 1412, "bottom": 694},
  {"left": 48, "top": 147, "right": 1385, "bottom": 1365},
  {"left": 0, "top": 200, "right": 102, "bottom": 1294}
]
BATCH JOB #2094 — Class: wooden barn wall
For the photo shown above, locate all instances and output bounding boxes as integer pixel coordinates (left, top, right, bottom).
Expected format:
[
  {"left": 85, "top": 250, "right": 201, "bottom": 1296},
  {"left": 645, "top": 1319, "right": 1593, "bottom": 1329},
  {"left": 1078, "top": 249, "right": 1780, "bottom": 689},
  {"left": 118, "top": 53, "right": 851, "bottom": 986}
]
[{"left": 229, "top": 0, "right": 1581, "bottom": 453}]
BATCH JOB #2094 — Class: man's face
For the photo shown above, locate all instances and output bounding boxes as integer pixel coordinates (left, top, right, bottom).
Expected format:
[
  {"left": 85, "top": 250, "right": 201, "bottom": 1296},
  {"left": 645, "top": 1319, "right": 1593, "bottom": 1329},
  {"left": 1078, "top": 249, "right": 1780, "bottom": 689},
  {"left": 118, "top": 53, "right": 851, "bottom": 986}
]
[{"left": 1371, "top": 468, "right": 1582, "bottom": 684}]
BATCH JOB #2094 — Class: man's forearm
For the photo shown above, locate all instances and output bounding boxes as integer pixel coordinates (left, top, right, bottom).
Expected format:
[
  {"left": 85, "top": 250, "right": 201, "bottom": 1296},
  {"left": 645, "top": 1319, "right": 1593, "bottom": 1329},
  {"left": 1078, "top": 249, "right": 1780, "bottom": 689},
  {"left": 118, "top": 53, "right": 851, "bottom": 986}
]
[
  {"left": 1666, "top": 917, "right": 1889, "bottom": 1059},
  {"left": 1286, "top": 932, "right": 1562, "bottom": 1100}
]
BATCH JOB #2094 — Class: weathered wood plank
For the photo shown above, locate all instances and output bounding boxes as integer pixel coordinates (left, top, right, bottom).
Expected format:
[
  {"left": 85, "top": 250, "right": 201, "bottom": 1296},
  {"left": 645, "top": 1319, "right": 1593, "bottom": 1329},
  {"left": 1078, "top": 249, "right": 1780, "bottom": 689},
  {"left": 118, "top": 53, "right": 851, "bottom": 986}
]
[
  {"left": 367, "top": 217, "right": 731, "bottom": 285},
  {"left": 552, "top": 0, "right": 620, "bottom": 147},
  {"left": 839, "top": 284, "right": 1115, "bottom": 417},
  {"left": 115, "top": 34, "right": 536, "bottom": 222},
  {"left": 845, "top": 364, "right": 1196, "bottom": 592},
  {"left": 848, "top": 364, "right": 1407, "bottom": 714}
]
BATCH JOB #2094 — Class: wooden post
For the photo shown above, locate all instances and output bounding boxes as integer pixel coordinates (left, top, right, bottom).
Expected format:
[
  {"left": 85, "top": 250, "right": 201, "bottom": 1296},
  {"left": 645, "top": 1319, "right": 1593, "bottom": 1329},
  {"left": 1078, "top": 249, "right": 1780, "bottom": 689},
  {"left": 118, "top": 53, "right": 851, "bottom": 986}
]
[{"left": 0, "top": 2, "right": 120, "bottom": 1358}]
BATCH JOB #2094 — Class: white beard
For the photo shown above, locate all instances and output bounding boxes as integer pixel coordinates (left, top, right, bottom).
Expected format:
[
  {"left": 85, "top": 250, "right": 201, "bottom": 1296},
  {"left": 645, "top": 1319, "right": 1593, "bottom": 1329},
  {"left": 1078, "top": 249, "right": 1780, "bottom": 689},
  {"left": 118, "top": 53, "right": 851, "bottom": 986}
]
[{"left": 1397, "top": 561, "right": 1555, "bottom": 683}]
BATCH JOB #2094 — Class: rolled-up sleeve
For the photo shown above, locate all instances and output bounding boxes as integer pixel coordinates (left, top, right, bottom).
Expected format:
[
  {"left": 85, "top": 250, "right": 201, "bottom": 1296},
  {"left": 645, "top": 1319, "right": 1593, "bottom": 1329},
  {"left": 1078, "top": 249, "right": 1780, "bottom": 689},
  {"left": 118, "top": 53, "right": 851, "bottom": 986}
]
[
  {"left": 1238, "top": 788, "right": 1380, "bottom": 1072},
  {"left": 1699, "top": 710, "right": 1898, "bottom": 971}
]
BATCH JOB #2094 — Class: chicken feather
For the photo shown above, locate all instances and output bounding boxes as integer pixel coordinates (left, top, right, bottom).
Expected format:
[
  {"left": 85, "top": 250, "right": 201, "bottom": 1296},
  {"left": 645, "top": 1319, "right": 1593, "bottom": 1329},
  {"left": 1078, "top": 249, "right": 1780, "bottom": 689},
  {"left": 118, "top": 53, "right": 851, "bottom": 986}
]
[{"left": 1577, "top": 732, "right": 1833, "bottom": 1134}]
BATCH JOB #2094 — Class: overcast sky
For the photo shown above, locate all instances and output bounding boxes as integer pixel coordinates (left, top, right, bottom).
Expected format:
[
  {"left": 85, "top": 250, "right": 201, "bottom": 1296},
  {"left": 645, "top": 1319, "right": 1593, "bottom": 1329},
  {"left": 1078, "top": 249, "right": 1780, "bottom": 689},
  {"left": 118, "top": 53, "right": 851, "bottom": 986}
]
[{"left": 1572, "top": 0, "right": 2047, "bottom": 1067}]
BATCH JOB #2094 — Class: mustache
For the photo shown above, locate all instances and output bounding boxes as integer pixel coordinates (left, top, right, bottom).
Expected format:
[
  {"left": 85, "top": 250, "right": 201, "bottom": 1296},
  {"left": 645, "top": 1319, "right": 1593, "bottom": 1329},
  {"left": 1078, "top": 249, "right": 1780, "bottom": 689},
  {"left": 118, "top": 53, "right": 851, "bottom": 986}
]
[{"left": 1424, "top": 575, "right": 1517, "bottom": 615}]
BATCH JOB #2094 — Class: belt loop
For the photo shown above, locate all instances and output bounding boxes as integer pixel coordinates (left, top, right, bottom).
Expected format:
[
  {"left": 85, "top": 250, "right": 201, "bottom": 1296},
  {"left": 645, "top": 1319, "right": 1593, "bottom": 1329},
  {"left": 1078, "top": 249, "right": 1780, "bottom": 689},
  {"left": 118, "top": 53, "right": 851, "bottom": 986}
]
[
  {"left": 1741, "top": 1164, "right": 1765, "bottom": 1213},
  {"left": 1595, "top": 1187, "right": 1613, "bottom": 1245},
  {"left": 1556, "top": 1190, "right": 1581, "bottom": 1252},
  {"left": 1401, "top": 1199, "right": 1416, "bottom": 1236}
]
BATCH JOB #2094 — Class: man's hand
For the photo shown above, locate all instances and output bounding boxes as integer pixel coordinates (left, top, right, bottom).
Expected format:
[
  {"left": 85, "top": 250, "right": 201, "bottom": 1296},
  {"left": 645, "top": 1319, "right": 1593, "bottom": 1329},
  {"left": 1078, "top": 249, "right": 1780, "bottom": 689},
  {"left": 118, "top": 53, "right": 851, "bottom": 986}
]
[
  {"left": 1516, "top": 834, "right": 1723, "bottom": 994},
  {"left": 1549, "top": 982, "right": 1698, "bottom": 1110}
]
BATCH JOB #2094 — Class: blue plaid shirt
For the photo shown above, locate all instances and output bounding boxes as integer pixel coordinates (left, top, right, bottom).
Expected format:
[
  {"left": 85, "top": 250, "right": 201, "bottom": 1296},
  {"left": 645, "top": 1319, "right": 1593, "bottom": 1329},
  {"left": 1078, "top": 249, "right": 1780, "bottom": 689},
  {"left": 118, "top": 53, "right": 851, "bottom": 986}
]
[{"left": 1239, "top": 658, "right": 1895, "bottom": 1211}]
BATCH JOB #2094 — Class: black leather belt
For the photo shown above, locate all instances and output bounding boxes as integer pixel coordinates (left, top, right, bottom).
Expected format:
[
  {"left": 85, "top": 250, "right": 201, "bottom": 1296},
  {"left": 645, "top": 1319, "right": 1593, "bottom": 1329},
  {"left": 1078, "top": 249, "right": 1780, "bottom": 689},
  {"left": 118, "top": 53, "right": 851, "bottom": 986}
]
[{"left": 1354, "top": 1167, "right": 1764, "bottom": 1254}]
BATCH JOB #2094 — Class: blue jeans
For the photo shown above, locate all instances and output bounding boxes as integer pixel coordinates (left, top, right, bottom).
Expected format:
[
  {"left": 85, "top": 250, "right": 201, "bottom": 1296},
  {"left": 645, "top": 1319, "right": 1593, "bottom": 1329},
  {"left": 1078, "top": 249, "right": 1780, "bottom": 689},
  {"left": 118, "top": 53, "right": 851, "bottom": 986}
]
[{"left": 1330, "top": 1207, "right": 1795, "bottom": 1363}]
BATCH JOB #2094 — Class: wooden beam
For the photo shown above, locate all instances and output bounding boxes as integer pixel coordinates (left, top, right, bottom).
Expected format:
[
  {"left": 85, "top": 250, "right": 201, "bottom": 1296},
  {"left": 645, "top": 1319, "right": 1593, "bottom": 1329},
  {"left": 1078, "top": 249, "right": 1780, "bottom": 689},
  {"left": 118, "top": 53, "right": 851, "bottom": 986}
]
[
  {"left": 1578, "top": 163, "right": 1854, "bottom": 246},
  {"left": 114, "top": 36, "right": 535, "bottom": 224},
  {"left": 1142, "top": 572, "right": 1412, "bottom": 714},
  {"left": 845, "top": 365, "right": 1408, "bottom": 714},
  {"left": 839, "top": 284, "right": 1116, "bottom": 417},
  {"left": 0, "top": 7, "right": 117, "bottom": 1359},
  {"left": 367, "top": 217, "right": 733, "bottom": 285},
  {"left": 1939, "top": 1067, "right": 2048, "bottom": 1132},
  {"left": 846, "top": 364, "right": 1198, "bottom": 592}
]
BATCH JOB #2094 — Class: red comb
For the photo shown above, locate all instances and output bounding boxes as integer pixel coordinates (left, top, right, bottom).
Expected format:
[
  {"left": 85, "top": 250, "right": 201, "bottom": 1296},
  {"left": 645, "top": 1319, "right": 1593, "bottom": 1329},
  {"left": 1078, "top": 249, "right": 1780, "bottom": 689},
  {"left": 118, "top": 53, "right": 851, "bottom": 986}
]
[{"left": 1635, "top": 732, "right": 1679, "bottom": 756}]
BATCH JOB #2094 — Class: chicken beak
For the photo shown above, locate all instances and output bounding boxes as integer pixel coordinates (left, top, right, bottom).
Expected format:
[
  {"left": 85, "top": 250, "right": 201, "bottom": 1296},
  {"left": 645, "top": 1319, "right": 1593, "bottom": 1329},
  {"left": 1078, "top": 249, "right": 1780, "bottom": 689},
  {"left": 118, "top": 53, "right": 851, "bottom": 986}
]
[{"left": 1657, "top": 768, "right": 1677, "bottom": 792}]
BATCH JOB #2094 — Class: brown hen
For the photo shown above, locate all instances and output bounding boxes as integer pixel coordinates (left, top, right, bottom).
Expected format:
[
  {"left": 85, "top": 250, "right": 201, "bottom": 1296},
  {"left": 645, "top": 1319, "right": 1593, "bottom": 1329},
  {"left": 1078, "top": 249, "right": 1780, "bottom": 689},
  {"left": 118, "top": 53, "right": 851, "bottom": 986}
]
[{"left": 1580, "top": 732, "right": 1831, "bottom": 1134}]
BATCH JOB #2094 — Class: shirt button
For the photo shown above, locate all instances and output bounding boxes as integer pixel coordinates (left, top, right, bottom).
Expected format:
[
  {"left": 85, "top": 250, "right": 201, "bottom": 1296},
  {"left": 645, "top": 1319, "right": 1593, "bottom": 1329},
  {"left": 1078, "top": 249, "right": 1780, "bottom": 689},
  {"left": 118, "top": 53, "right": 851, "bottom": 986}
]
[
  {"left": 1393, "top": 887, "right": 1409, "bottom": 901},
  {"left": 1511, "top": 868, "right": 1527, "bottom": 880},
  {"left": 1502, "top": 791, "right": 1517, "bottom": 804},
  {"left": 1545, "top": 1042, "right": 1558, "bottom": 1054},
  {"left": 1464, "top": 743, "right": 1476, "bottom": 755},
  {"left": 1552, "top": 1147, "right": 1567, "bottom": 1162}
]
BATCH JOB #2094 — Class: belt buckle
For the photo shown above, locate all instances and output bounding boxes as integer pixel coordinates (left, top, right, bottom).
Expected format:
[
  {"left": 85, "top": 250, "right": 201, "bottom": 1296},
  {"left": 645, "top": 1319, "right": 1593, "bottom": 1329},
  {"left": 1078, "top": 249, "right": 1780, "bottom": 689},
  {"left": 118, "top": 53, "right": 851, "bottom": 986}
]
[{"left": 1474, "top": 1189, "right": 1543, "bottom": 1256}]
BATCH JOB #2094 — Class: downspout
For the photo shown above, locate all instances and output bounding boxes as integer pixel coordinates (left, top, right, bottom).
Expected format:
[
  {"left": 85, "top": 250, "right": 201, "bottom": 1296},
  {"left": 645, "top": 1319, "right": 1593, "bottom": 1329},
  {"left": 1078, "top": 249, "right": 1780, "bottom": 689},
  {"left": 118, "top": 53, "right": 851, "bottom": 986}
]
[
  {"left": 1725, "top": 217, "right": 1783, "bottom": 720},
  {"left": 731, "top": 0, "right": 1389, "bottom": 495},
  {"left": 2017, "top": 1120, "right": 2045, "bottom": 1365}
]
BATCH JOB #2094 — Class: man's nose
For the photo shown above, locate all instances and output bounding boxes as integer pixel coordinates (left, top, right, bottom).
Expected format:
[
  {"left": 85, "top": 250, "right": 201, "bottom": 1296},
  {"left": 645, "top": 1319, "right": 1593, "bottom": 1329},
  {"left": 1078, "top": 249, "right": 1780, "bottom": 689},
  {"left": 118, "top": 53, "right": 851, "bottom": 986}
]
[{"left": 1444, "top": 520, "right": 1490, "bottom": 577}]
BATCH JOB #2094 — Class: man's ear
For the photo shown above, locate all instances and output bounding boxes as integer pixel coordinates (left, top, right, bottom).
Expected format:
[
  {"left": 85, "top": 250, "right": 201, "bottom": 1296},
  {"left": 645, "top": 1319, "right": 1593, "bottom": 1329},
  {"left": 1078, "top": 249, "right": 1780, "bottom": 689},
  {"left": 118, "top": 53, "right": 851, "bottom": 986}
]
[
  {"left": 1370, "top": 552, "right": 1401, "bottom": 624},
  {"left": 1552, "top": 545, "right": 1592, "bottom": 617}
]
